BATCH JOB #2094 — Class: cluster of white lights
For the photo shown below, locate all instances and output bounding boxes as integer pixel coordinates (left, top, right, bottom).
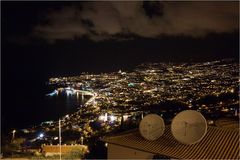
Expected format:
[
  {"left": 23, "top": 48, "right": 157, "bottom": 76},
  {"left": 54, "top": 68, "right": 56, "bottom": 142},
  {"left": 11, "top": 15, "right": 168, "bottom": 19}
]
[
  {"left": 110, "top": 115, "right": 116, "bottom": 121},
  {"left": 38, "top": 133, "right": 44, "bottom": 139},
  {"left": 99, "top": 113, "right": 116, "bottom": 122}
]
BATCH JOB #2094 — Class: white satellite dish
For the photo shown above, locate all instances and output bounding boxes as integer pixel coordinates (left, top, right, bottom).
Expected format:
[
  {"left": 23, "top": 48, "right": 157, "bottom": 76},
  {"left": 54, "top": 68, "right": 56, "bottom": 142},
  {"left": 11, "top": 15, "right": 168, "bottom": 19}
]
[
  {"left": 139, "top": 114, "right": 165, "bottom": 141},
  {"left": 171, "top": 110, "right": 207, "bottom": 145}
]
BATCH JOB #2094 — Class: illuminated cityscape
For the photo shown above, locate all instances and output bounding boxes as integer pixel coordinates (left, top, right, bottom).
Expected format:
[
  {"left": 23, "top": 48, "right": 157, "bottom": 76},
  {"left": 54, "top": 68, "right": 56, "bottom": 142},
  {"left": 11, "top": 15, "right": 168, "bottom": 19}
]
[
  {"left": 2, "top": 1, "right": 239, "bottom": 159},
  {"left": 2, "top": 59, "right": 239, "bottom": 158}
]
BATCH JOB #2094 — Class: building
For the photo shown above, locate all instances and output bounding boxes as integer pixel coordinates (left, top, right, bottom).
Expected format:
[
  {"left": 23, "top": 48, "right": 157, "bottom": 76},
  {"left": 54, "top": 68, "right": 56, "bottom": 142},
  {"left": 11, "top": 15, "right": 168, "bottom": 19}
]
[
  {"left": 42, "top": 144, "right": 88, "bottom": 157},
  {"left": 103, "top": 126, "right": 239, "bottom": 159}
]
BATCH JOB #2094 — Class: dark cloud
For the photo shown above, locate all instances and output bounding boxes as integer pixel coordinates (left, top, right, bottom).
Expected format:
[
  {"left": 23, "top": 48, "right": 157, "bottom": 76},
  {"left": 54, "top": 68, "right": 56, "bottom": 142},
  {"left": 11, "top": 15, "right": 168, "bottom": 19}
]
[
  {"left": 143, "top": 1, "right": 164, "bottom": 18},
  {"left": 33, "top": 1, "right": 239, "bottom": 42}
]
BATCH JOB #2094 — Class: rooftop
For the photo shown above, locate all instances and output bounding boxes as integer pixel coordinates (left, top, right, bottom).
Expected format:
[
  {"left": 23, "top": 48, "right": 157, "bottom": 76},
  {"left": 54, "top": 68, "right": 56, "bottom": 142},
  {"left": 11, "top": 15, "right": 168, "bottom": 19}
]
[{"left": 103, "top": 126, "right": 239, "bottom": 159}]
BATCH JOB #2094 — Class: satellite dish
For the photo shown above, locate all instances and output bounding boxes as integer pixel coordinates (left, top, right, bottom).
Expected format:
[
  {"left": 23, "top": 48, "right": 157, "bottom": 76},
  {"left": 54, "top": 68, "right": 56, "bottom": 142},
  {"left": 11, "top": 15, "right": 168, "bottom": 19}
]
[
  {"left": 171, "top": 110, "right": 207, "bottom": 145},
  {"left": 139, "top": 114, "right": 165, "bottom": 141}
]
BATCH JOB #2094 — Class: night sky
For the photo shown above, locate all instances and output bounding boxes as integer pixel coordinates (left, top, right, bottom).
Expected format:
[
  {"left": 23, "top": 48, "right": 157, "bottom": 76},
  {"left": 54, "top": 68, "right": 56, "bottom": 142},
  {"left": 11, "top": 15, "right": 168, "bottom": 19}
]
[{"left": 1, "top": 1, "right": 239, "bottom": 129}]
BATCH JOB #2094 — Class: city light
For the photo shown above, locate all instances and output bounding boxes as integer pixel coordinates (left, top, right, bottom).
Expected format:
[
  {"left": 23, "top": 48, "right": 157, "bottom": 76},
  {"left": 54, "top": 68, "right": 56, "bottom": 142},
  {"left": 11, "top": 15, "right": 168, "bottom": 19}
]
[
  {"left": 105, "top": 143, "right": 108, "bottom": 147},
  {"left": 99, "top": 113, "right": 108, "bottom": 122},
  {"left": 104, "top": 113, "right": 108, "bottom": 122},
  {"left": 66, "top": 90, "right": 73, "bottom": 96},
  {"left": 99, "top": 115, "right": 105, "bottom": 121},
  {"left": 12, "top": 130, "right": 16, "bottom": 141},
  {"left": 46, "top": 90, "right": 58, "bottom": 96},
  {"left": 123, "top": 115, "right": 128, "bottom": 121},
  {"left": 110, "top": 115, "right": 116, "bottom": 122},
  {"left": 38, "top": 133, "right": 44, "bottom": 139},
  {"left": 99, "top": 114, "right": 116, "bottom": 122}
]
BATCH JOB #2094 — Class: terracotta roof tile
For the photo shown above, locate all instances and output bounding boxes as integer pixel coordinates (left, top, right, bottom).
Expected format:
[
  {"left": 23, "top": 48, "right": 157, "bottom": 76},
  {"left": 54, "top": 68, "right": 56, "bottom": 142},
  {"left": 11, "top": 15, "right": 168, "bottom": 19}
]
[{"left": 104, "top": 126, "right": 239, "bottom": 159}]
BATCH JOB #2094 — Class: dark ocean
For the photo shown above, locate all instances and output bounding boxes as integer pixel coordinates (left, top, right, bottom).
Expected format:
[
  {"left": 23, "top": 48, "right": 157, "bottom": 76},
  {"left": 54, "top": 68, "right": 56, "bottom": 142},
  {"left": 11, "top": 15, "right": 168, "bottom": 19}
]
[{"left": 2, "top": 82, "right": 86, "bottom": 131}]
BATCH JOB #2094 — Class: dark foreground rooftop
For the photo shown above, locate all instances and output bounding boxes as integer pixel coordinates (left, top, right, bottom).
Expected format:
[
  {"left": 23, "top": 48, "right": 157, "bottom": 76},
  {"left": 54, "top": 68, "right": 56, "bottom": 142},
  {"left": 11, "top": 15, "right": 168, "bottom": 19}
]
[{"left": 104, "top": 126, "right": 239, "bottom": 159}]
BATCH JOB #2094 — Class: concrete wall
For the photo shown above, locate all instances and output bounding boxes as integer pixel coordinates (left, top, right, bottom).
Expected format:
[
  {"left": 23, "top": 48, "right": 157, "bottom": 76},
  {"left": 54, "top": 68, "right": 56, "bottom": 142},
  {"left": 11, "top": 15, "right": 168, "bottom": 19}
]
[{"left": 108, "top": 143, "right": 154, "bottom": 159}]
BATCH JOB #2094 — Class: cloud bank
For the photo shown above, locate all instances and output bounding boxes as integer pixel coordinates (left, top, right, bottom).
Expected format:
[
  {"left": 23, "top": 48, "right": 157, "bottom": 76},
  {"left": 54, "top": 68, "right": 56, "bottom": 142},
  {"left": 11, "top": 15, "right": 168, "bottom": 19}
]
[{"left": 33, "top": 1, "right": 239, "bottom": 42}]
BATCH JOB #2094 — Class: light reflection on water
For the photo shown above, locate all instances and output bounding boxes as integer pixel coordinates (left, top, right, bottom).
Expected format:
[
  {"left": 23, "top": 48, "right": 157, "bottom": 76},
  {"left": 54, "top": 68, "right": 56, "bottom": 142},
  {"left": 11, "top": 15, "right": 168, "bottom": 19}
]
[{"left": 44, "top": 90, "right": 90, "bottom": 121}]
